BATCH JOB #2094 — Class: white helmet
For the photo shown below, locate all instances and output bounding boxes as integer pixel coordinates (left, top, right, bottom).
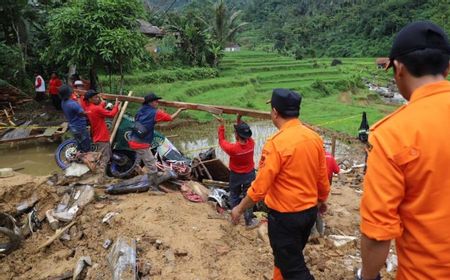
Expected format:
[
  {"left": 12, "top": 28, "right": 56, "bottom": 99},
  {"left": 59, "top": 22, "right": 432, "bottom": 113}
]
[{"left": 74, "top": 80, "right": 83, "bottom": 86}]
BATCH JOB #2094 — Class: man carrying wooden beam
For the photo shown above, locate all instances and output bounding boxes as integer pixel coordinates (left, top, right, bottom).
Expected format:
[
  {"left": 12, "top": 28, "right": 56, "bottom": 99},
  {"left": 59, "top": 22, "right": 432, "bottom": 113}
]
[
  {"left": 128, "top": 93, "right": 184, "bottom": 185},
  {"left": 215, "top": 114, "right": 259, "bottom": 229},
  {"left": 84, "top": 90, "right": 120, "bottom": 174}
]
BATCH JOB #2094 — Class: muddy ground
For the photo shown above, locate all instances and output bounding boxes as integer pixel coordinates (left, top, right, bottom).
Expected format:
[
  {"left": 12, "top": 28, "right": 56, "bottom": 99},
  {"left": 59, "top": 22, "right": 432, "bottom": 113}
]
[
  {"left": 0, "top": 142, "right": 397, "bottom": 280},
  {"left": 0, "top": 101, "right": 397, "bottom": 279}
]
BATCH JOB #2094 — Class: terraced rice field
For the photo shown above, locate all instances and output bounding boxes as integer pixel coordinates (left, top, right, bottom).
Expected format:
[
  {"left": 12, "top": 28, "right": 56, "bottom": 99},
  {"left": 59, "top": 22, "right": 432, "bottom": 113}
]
[{"left": 118, "top": 51, "right": 396, "bottom": 135}]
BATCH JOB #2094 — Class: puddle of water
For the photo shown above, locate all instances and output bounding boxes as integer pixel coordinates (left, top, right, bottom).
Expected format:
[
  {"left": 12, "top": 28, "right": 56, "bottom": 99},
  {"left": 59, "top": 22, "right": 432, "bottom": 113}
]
[
  {"left": 161, "top": 120, "right": 354, "bottom": 165},
  {"left": 0, "top": 141, "right": 60, "bottom": 176},
  {"left": 0, "top": 120, "right": 355, "bottom": 176}
]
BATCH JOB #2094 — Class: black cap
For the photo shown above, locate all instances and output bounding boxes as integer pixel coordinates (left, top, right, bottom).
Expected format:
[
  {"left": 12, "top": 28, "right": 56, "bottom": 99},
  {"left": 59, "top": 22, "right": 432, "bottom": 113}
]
[
  {"left": 233, "top": 122, "right": 252, "bottom": 139},
  {"left": 386, "top": 21, "right": 450, "bottom": 69},
  {"left": 143, "top": 93, "right": 162, "bottom": 104},
  {"left": 84, "top": 89, "right": 99, "bottom": 101},
  {"left": 267, "top": 88, "right": 301, "bottom": 117},
  {"left": 58, "top": 85, "right": 73, "bottom": 100}
]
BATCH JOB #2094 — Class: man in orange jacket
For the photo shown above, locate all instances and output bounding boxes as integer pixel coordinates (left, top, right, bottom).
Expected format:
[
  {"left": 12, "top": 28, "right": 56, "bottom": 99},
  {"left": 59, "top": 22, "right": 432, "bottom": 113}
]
[
  {"left": 359, "top": 21, "right": 450, "bottom": 280},
  {"left": 231, "top": 88, "right": 330, "bottom": 280}
]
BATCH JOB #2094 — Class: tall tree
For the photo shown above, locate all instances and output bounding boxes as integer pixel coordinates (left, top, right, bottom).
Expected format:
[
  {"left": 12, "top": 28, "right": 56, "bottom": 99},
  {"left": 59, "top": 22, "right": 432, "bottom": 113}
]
[
  {"left": 44, "top": 0, "right": 146, "bottom": 92},
  {"left": 166, "top": 11, "right": 220, "bottom": 67}
]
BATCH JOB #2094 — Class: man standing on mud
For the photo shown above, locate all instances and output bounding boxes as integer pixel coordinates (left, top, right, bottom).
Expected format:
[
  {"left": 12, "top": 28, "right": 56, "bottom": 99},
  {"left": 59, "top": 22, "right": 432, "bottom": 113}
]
[
  {"left": 128, "top": 93, "right": 184, "bottom": 178},
  {"left": 231, "top": 88, "right": 330, "bottom": 280},
  {"left": 34, "top": 73, "right": 46, "bottom": 101},
  {"left": 359, "top": 21, "right": 450, "bottom": 280},
  {"left": 216, "top": 114, "right": 259, "bottom": 229},
  {"left": 48, "top": 72, "right": 63, "bottom": 110},
  {"left": 84, "top": 90, "right": 120, "bottom": 174}
]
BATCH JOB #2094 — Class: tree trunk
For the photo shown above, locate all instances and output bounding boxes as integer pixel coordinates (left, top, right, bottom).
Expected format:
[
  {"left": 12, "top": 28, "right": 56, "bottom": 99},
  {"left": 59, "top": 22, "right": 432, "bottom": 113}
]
[
  {"left": 119, "top": 63, "right": 124, "bottom": 95},
  {"left": 89, "top": 67, "right": 97, "bottom": 91},
  {"left": 68, "top": 65, "right": 77, "bottom": 84},
  {"left": 11, "top": 21, "right": 26, "bottom": 75},
  {"left": 108, "top": 65, "right": 112, "bottom": 94}
]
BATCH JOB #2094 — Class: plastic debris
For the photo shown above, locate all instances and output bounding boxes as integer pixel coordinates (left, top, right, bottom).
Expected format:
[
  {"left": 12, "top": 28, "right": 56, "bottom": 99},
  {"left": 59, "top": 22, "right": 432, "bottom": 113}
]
[
  {"left": 328, "top": 235, "right": 357, "bottom": 247},
  {"left": 16, "top": 193, "right": 39, "bottom": 214},
  {"left": 0, "top": 168, "right": 14, "bottom": 178},
  {"left": 102, "top": 212, "right": 119, "bottom": 224},
  {"left": 73, "top": 256, "right": 92, "bottom": 280},
  {"left": 103, "top": 239, "right": 112, "bottom": 249},
  {"left": 386, "top": 253, "right": 398, "bottom": 272},
  {"left": 107, "top": 237, "right": 137, "bottom": 280},
  {"left": 65, "top": 163, "right": 90, "bottom": 177},
  {"left": 53, "top": 186, "right": 94, "bottom": 222},
  {"left": 105, "top": 175, "right": 150, "bottom": 195}
]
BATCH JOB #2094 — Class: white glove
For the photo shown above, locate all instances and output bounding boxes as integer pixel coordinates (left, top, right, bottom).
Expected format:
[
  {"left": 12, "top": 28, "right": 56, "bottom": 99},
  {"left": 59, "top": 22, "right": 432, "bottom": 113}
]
[{"left": 105, "top": 103, "right": 113, "bottom": 110}]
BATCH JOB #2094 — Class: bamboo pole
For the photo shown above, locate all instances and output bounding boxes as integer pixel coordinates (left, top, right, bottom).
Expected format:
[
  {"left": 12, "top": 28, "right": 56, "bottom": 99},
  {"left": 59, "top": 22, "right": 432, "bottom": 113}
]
[
  {"left": 37, "top": 220, "right": 76, "bottom": 251},
  {"left": 109, "top": 91, "right": 133, "bottom": 144}
]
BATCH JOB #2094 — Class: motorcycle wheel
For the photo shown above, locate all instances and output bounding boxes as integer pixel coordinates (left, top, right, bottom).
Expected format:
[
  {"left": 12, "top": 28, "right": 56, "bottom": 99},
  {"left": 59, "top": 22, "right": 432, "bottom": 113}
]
[
  {"left": 54, "top": 139, "right": 78, "bottom": 170},
  {"left": 55, "top": 139, "right": 97, "bottom": 170},
  {"left": 107, "top": 150, "right": 138, "bottom": 179}
]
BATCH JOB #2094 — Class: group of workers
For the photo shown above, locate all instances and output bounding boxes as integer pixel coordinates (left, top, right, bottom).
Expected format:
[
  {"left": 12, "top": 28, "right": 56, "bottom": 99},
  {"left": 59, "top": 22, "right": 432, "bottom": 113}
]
[
  {"left": 219, "top": 20, "right": 450, "bottom": 280},
  {"left": 50, "top": 20, "right": 449, "bottom": 280},
  {"left": 57, "top": 82, "right": 184, "bottom": 175}
]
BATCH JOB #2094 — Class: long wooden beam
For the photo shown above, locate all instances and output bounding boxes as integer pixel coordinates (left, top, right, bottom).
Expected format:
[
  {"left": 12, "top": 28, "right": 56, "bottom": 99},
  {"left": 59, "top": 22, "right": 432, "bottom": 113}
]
[
  {"left": 100, "top": 92, "right": 316, "bottom": 131},
  {"left": 101, "top": 93, "right": 271, "bottom": 119}
]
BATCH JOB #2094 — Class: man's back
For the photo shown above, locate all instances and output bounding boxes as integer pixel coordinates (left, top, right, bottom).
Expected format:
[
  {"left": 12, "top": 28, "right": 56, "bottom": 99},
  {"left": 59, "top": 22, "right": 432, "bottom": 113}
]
[
  {"left": 361, "top": 80, "right": 450, "bottom": 279},
  {"left": 248, "top": 118, "right": 329, "bottom": 213},
  {"left": 62, "top": 99, "right": 86, "bottom": 131}
]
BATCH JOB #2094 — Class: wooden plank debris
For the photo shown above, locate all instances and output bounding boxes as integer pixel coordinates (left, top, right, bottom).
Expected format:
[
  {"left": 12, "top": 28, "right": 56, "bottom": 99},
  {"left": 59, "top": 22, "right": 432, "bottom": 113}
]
[
  {"left": 202, "top": 179, "right": 229, "bottom": 188},
  {"left": 37, "top": 220, "right": 76, "bottom": 251},
  {"left": 0, "top": 122, "right": 67, "bottom": 144}
]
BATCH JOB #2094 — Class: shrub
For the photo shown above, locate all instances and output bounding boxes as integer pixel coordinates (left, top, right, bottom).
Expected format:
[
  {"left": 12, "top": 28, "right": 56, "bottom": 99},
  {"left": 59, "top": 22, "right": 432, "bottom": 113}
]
[
  {"left": 101, "top": 67, "right": 219, "bottom": 86},
  {"left": 0, "top": 43, "right": 28, "bottom": 90}
]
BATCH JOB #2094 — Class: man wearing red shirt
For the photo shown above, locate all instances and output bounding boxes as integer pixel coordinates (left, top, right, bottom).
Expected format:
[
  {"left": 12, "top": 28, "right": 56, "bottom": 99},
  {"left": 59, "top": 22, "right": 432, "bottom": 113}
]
[
  {"left": 325, "top": 151, "right": 340, "bottom": 185},
  {"left": 313, "top": 151, "right": 340, "bottom": 237},
  {"left": 48, "top": 72, "right": 63, "bottom": 110},
  {"left": 84, "top": 90, "right": 120, "bottom": 173},
  {"left": 217, "top": 114, "right": 258, "bottom": 229}
]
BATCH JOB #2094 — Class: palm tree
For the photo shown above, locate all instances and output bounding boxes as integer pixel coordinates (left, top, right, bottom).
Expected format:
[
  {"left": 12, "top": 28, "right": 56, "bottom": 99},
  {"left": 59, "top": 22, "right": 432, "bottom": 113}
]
[{"left": 213, "top": 0, "right": 248, "bottom": 48}]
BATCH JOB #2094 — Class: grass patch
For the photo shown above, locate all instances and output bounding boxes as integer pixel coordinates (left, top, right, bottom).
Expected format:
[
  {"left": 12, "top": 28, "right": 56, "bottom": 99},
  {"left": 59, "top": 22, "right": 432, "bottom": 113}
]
[{"left": 101, "top": 50, "right": 396, "bottom": 135}]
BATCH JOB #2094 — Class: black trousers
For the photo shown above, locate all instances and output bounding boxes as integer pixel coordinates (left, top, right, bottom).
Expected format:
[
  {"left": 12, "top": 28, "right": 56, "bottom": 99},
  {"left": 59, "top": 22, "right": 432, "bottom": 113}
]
[
  {"left": 51, "top": 94, "right": 62, "bottom": 110},
  {"left": 268, "top": 206, "right": 318, "bottom": 280}
]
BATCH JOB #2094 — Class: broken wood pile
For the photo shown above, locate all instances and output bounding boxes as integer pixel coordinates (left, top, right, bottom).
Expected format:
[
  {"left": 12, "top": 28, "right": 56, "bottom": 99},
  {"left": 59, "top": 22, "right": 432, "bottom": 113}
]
[
  {"left": 0, "top": 122, "right": 68, "bottom": 144},
  {"left": 0, "top": 81, "right": 32, "bottom": 107},
  {"left": 0, "top": 103, "right": 16, "bottom": 126}
]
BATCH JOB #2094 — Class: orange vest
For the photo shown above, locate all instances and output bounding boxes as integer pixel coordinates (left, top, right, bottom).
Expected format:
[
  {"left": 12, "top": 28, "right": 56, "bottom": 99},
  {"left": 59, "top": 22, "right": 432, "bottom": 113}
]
[
  {"left": 360, "top": 80, "right": 450, "bottom": 279},
  {"left": 247, "top": 118, "right": 330, "bottom": 212}
]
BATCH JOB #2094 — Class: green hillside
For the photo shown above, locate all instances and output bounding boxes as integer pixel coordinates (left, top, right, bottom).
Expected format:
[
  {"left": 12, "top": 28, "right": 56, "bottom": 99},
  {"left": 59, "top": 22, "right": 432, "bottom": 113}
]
[{"left": 106, "top": 50, "right": 396, "bottom": 135}]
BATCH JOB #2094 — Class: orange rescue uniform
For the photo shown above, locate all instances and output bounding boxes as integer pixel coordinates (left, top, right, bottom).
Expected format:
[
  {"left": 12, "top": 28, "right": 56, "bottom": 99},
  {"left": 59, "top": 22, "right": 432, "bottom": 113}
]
[
  {"left": 360, "top": 80, "right": 450, "bottom": 280},
  {"left": 248, "top": 118, "right": 330, "bottom": 212},
  {"left": 247, "top": 118, "right": 330, "bottom": 280}
]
